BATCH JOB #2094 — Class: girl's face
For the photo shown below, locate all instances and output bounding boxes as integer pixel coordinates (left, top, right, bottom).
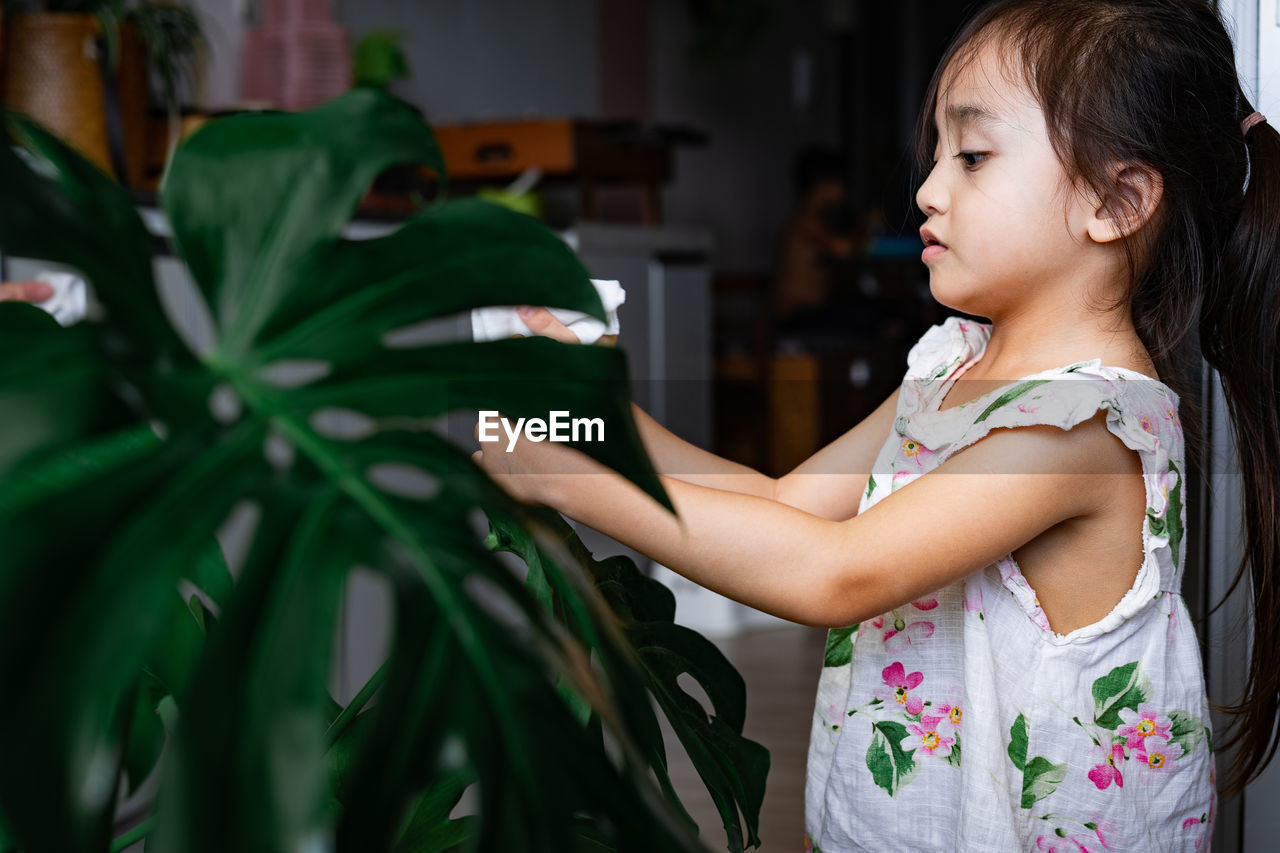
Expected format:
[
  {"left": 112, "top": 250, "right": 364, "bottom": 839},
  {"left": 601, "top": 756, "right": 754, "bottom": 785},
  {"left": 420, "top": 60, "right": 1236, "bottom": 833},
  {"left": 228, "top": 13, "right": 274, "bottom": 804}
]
[{"left": 915, "top": 37, "right": 1100, "bottom": 318}]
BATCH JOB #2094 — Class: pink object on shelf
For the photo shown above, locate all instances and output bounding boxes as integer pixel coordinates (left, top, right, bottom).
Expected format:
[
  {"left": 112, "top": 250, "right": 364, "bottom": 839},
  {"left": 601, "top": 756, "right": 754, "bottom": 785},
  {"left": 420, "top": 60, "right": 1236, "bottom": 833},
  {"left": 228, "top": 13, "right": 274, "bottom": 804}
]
[{"left": 240, "top": 0, "right": 351, "bottom": 111}]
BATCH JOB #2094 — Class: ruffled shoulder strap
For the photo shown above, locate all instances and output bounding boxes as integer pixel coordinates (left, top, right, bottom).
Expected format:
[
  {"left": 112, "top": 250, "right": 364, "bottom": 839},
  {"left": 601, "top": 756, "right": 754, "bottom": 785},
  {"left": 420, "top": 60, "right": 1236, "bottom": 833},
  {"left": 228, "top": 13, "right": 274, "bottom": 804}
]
[
  {"left": 894, "top": 363, "right": 1188, "bottom": 630},
  {"left": 904, "top": 316, "right": 990, "bottom": 381}
]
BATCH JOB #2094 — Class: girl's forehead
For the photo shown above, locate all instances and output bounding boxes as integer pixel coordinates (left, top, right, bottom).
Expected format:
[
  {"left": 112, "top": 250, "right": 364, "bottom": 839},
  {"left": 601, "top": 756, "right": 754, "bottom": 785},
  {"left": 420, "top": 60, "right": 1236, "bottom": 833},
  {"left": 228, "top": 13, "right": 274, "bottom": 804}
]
[{"left": 934, "top": 37, "right": 1041, "bottom": 131}]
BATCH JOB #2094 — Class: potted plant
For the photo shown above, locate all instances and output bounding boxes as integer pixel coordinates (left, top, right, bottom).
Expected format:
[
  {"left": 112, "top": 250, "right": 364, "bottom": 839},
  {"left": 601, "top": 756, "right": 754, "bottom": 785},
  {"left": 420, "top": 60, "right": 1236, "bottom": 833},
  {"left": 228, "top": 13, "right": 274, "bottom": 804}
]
[
  {"left": 0, "top": 87, "right": 768, "bottom": 852},
  {"left": 0, "top": 0, "right": 202, "bottom": 186}
]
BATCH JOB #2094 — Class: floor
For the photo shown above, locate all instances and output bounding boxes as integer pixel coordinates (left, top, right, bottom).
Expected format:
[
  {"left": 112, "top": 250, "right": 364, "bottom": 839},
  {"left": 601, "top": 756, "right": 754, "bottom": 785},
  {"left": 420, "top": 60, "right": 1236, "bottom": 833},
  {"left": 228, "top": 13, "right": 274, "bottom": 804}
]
[{"left": 659, "top": 624, "right": 827, "bottom": 853}]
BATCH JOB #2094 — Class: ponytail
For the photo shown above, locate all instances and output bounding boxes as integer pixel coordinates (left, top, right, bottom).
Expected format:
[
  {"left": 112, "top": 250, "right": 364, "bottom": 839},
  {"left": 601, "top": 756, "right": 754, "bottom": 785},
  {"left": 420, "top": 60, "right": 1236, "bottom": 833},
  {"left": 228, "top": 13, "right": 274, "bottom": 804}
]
[{"left": 1199, "top": 103, "right": 1280, "bottom": 796}]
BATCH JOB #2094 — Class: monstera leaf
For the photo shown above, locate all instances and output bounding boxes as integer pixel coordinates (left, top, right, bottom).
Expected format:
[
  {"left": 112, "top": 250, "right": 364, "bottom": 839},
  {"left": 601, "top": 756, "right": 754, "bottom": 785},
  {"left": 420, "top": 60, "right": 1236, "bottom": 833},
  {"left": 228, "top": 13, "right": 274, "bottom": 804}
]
[
  {"left": 488, "top": 510, "right": 771, "bottom": 851},
  {"left": 0, "top": 88, "right": 765, "bottom": 853}
]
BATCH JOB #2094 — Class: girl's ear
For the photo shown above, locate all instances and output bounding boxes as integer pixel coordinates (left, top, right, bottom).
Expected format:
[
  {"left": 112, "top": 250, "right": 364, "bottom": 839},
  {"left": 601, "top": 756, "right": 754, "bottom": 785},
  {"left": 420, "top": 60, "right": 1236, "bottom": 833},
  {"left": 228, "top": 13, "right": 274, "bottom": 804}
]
[{"left": 1086, "top": 163, "right": 1164, "bottom": 243}]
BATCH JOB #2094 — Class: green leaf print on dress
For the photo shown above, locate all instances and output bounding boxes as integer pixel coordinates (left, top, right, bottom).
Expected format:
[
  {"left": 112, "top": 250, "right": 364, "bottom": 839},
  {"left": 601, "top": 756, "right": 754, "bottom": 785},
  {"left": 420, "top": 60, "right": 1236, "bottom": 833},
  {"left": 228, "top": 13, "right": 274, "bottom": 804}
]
[
  {"left": 974, "top": 379, "right": 1052, "bottom": 423},
  {"left": 857, "top": 663, "right": 962, "bottom": 796},
  {"left": 1008, "top": 714, "right": 1068, "bottom": 808},
  {"left": 1145, "top": 460, "right": 1185, "bottom": 568},
  {"left": 866, "top": 720, "right": 918, "bottom": 796},
  {"left": 1092, "top": 661, "right": 1154, "bottom": 730},
  {"left": 1080, "top": 662, "right": 1207, "bottom": 790},
  {"left": 824, "top": 625, "right": 857, "bottom": 668}
]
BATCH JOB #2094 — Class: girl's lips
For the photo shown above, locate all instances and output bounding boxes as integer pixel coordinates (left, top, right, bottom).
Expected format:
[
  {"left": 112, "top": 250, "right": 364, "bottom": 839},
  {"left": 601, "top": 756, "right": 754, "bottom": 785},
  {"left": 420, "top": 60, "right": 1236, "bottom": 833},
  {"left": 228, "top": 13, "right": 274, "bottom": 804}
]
[{"left": 922, "top": 244, "right": 948, "bottom": 262}]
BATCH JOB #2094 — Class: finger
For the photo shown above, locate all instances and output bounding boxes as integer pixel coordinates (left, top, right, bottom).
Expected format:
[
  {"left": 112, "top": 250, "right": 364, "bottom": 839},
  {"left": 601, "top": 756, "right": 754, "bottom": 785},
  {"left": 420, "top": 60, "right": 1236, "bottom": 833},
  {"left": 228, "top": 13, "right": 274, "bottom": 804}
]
[
  {"left": 516, "top": 306, "right": 580, "bottom": 344},
  {"left": 0, "top": 281, "right": 54, "bottom": 303}
]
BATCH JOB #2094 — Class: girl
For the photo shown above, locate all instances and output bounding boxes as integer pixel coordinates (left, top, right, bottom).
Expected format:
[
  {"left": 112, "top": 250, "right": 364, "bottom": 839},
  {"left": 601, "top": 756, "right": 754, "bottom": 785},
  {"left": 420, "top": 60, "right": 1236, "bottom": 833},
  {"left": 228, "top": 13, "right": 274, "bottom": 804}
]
[{"left": 475, "top": 0, "right": 1278, "bottom": 848}]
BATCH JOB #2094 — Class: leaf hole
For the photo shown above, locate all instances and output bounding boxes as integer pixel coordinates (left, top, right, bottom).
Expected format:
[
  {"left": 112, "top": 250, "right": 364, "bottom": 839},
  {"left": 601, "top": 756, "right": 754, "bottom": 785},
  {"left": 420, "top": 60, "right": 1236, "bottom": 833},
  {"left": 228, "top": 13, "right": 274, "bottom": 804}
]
[
  {"left": 215, "top": 500, "right": 261, "bottom": 579},
  {"left": 676, "top": 672, "right": 714, "bottom": 722},
  {"left": 263, "top": 430, "right": 296, "bottom": 469},
  {"left": 255, "top": 359, "right": 333, "bottom": 389},
  {"left": 381, "top": 315, "right": 466, "bottom": 349},
  {"left": 310, "top": 407, "right": 377, "bottom": 442},
  {"left": 335, "top": 567, "right": 393, "bottom": 704},
  {"left": 154, "top": 256, "right": 218, "bottom": 358},
  {"left": 208, "top": 383, "right": 242, "bottom": 424},
  {"left": 449, "top": 782, "right": 480, "bottom": 820},
  {"left": 366, "top": 462, "right": 440, "bottom": 501},
  {"left": 463, "top": 573, "right": 529, "bottom": 633}
]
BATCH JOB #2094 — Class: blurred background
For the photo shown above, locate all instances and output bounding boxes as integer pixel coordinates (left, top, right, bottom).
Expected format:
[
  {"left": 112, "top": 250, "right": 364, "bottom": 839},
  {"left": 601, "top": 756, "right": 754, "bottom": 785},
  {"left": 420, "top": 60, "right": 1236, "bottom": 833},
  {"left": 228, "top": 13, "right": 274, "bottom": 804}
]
[{"left": 1, "top": 0, "right": 1278, "bottom": 850}]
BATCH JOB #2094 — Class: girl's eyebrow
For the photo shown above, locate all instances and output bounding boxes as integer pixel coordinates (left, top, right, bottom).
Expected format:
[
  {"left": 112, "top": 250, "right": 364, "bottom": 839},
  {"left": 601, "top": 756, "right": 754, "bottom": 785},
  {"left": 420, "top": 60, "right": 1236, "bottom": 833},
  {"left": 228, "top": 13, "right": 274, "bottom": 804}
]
[{"left": 942, "top": 102, "right": 1001, "bottom": 131}]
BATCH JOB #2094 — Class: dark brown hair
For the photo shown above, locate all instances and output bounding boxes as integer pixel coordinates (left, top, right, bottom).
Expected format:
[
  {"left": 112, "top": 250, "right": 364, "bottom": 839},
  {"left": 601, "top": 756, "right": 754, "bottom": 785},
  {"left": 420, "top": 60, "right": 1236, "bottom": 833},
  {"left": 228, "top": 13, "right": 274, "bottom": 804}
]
[{"left": 915, "top": 0, "right": 1280, "bottom": 796}]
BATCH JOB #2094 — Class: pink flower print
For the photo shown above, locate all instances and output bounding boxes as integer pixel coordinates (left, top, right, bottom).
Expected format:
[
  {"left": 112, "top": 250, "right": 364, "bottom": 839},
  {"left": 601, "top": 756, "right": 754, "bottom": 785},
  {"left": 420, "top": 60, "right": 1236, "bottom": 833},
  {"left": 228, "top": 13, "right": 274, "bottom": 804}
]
[
  {"left": 963, "top": 581, "right": 985, "bottom": 618},
  {"left": 1164, "top": 591, "right": 1180, "bottom": 643},
  {"left": 900, "top": 714, "right": 956, "bottom": 757},
  {"left": 1087, "top": 742, "right": 1126, "bottom": 790},
  {"left": 1166, "top": 407, "right": 1180, "bottom": 429},
  {"left": 1140, "top": 415, "right": 1156, "bottom": 434},
  {"left": 883, "top": 619, "right": 935, "bottom": 653},
  {"left": 1133, "top": 738, "right": 1182, "bottom": 770},
  {"left": 910, "top": 596, "right": 939, "bottom": 611},
  {"left": 1154, "top": 468, "right": 1180, "bottom": 515},
  {"left": 1016, "top": 402, "right": 1040, "bottom": 415},
  {"left": 901, "top": 437, "right": 924, "bottom": 457},
  {"left": 1091, "top": 818, "right": 1118, "bottom": 850},
  {"left": 1182, "top": 815, "right": 1209, "bottom": 851},
  {"left": 1035, "top": 836, "right": 1085, "bottom": 852},
  {"left": 1117, "top": 704, "right": 1173, "bottom": 749},
  {"left": 936, "top": 702, "right": 962, "bottom": 729},
  {"left": 876, "top": 661, "right": 924, "bottom": 715}
]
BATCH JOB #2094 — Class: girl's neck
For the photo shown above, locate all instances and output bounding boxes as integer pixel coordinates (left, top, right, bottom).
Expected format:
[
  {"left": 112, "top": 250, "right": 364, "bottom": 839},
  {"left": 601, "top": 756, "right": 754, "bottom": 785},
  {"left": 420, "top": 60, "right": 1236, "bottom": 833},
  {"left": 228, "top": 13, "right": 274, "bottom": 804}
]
[{"left": 972, "top": 299, "right": 1156, "bottom": 380}]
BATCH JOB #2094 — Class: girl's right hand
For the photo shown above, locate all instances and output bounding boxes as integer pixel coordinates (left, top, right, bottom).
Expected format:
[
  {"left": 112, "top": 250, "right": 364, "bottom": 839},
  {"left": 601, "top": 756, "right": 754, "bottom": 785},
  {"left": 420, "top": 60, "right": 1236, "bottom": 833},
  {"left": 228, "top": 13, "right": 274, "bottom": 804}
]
[
  {"left": 0, "top": 280, "right": 54, "bottom": 303},
  {"left": 514, "top": 305, "right": 618, "bottom": 347}
]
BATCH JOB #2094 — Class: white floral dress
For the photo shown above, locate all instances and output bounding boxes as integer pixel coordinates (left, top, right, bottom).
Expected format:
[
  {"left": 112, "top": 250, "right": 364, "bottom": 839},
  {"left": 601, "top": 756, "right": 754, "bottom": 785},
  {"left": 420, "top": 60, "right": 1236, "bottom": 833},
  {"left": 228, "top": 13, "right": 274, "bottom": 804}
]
[{"left": 804, "top": 317, "right": 1215, "bottom": 852}]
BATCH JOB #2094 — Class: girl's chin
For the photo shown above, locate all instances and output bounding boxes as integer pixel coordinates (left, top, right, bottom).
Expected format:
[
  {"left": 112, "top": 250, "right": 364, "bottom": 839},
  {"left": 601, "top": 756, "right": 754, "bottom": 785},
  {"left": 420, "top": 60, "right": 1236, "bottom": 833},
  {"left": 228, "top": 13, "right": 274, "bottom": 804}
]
[{"left": 927, "top": 277, "right": 988, "bottom": 317}]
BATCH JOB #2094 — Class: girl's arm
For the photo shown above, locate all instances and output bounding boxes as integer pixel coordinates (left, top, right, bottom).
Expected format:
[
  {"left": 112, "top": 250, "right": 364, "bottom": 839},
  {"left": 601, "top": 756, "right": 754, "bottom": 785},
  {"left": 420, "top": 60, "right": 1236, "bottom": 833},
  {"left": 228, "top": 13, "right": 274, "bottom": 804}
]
[
  {"left": 515, "top": 306, "right": 899, "bottom": 519},
  {"left": 630, "top": 392, "right": 899, "bottom": 521},
  {"left": 477, "top": 416, "right": 1118, "bottom": 628}
]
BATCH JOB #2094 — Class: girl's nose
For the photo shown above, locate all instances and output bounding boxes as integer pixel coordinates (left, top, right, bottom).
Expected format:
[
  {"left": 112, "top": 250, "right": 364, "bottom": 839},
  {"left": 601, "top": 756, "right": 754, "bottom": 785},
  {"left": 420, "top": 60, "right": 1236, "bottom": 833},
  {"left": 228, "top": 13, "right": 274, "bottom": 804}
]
[{"left": 916, "top": 164, "right": 947, "bottom": 216}]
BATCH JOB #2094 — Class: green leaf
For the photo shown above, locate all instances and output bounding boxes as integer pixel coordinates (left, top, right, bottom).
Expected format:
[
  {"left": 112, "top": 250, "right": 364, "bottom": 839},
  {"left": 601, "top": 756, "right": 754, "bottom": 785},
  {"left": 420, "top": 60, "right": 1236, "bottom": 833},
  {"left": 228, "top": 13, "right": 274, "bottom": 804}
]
[
  {"left": 1092, "top": 661, "right": 1152, "bottom": 730},
  {"left": 390, "top": 769, "right": 476, "bottom": 853},
  {"left": 866, "top": 720, "right": 917, "bottom": 797},
  {"left": 353, "top": 29, "right": 411, "bottom": 89},
  {"left": 1168, "top": 710, "right": 1204, "bottom": 758},
  {"left": 1146, "top": 508, "right": 1166, "bottom": 537},
  {"left": 1020, "top": 756, "right": 1067, "bottom": 809},
  {"left": 0, "top": 87, "right": 745, "bottom": 853},
  {"left": 944, "top": 732, "right": 962, "bottom": 768},
  {"left": 974, "top": 379, "right": 1051, "bottom": 423},
  {"left": 1166, "top": 461, "right": 1184, "bottom": 569},
  {"left": 0, "top": 113, "right": 185, "bottom": 362},
  {"left": 1007, "top": 714, "right": 1028, "bottom": 771},
  {"left": 823, "top": 625, "right": 857, "bottom": 668},
  {"left": 162, "top": 88, "right": 446, "bottom": 359},
  {"left": 491, "top": 510, "right": 769, "bottom": 852}
]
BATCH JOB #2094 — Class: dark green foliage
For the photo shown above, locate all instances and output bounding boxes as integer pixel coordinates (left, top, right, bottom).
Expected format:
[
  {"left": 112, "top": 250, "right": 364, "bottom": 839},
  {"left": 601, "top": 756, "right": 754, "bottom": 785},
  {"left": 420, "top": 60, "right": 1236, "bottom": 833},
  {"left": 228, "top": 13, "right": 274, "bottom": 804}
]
[{"left": 0, "top": 89, "right": 767, "bottom": 852}]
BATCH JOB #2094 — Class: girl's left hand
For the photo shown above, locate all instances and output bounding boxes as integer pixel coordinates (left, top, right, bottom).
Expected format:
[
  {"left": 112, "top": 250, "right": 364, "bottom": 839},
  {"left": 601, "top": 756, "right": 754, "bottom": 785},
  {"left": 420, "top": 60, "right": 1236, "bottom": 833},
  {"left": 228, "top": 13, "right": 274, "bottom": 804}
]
[
  {"left": 472, "top": 415, "right": 592, "bottom": 507},
  {"left": 515, "top": 305, "right": 619, "bottom": 347}
]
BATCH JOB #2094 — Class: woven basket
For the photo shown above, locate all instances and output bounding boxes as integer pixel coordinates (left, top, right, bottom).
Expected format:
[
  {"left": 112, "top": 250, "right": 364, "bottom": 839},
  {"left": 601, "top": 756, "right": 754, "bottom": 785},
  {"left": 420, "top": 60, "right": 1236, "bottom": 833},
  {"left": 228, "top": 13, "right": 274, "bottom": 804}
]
[{"left": 0, "top": 13, "right": 148, "bottom": 186}]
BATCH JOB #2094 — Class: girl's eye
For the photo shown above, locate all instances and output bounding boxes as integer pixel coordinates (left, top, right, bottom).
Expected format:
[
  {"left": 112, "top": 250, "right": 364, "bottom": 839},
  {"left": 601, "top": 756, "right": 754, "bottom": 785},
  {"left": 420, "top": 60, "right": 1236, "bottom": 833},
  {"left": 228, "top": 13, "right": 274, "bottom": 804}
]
[{"left": 956, "top": 151, "right": 988, "bottom": 169}]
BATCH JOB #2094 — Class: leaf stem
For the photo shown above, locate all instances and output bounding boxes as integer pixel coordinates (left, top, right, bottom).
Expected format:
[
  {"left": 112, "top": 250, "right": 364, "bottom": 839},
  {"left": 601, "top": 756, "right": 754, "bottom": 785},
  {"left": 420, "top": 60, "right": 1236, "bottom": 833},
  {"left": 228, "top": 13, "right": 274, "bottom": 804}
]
[
  {"left": 110, "top": 816, "right": 154, "bottom": 852},
  {"left": 326, "top": 660, "right": 388, "bottom": 747}
]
